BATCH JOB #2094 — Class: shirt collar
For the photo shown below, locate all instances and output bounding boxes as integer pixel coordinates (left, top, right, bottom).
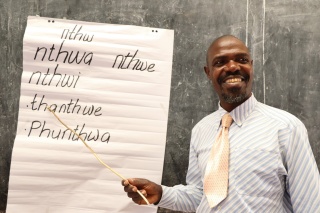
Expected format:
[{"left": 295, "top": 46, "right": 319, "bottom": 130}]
[{"left": 216, "top": 94, "right": 258, "bottom": 129}]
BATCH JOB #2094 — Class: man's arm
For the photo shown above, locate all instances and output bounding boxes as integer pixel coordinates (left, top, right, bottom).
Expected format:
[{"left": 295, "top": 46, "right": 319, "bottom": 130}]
[
  {"left": 156, "top": 140, "right": 203, "bottom": 212},
  {"left": 122, "top": 128, "right": 204, "bottom": 212},
  {"left": 286, "top": 121, "right": 320, "bottom": 212}
]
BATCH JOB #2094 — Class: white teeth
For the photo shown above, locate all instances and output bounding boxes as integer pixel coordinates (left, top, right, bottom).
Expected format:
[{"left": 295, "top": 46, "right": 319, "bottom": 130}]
[{"left": 225, "top": 78, "right": 242, "bottom": 83}]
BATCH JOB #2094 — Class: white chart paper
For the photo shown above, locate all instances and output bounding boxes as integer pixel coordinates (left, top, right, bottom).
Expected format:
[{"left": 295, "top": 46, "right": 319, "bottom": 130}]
[{"left": 7, "top": 16, "right": 174, "bottom": 213}]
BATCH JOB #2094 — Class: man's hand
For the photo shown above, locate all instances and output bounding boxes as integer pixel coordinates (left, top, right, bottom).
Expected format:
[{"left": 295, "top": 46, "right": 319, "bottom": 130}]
[{"left": 122, "top": 178, "right": 163, "bottom": 205}]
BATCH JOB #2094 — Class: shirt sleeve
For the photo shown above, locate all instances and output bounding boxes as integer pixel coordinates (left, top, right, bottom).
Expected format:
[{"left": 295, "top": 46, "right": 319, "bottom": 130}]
[
  {"left": 285, "top": 120, "right": 320, "bottom": 212},
  {"left": 157, "top": 127, "right": 203, "bottom": 212}
]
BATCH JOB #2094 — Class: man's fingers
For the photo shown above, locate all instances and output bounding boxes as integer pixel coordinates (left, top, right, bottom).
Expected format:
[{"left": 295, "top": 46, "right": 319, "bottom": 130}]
[
  {"left": 121, "top": 179, "right": 129, "bottom": 186},
  {"left": 127, "top": 190, "right": 148, "bottom": 199},
  {"left": 140, "top": 189, "right": 147, "bottom": 196},
  {"left": 122, "top": 178, "right": 160, "bottom": 205},
  {"left": 127, "top": 190, "right": 148, "bottom": 205},
  {"left": 132, "top": 192, "right": 148, "bottom": 205},
  {"left": 128, "top": 178, "right": 149, "bottom": 187},
  {"left": 122, "top": 178, "right": 149, "bottom": 193},
  {"left": 132, "top": 197, "right": 144, "bottom": 205},
  {"left": 127, "top": 192, "right": 139, "bottom": 198},
  {"left": 124, "top": 184, "right": 137, "bottom": 193}
]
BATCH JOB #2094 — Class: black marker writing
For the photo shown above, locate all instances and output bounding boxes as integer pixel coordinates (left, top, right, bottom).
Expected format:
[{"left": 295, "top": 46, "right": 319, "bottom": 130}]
[
  {"left": 112, "top": 50, "right": 155, "bottom": 72},
  {"left": 28, "top": 64, "right": 80, "bottom": 88},
  {"left": 61, "top": 25, "right": 94, "bottom": 42},
  {"left": 28, "top": 120, "right": 110, "bottom": 143},
  {"left": 34, "top": 40, "right": 93, "bottom": 65},
  {"left": 30, "top": 94, "right": 102, "bottom": 116}
]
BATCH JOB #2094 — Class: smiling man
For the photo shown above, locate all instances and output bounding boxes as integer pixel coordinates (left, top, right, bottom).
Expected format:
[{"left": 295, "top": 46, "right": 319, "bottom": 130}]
[
  {"left": 204, "top": 35, "right": 253, "bottom": 111},
  {"left": 122, "top": 35, "right": 320, "bottom": 212}
]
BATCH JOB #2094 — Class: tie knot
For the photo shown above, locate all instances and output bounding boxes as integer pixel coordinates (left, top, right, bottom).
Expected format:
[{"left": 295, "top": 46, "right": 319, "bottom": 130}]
[{"left": 222, "top": 113, "right": 233, "bottom": 128}]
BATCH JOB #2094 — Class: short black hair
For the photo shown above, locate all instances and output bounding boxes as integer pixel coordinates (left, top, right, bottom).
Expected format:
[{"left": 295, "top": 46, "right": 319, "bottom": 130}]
[{"left": 206, "top": 35, "right": 247, "bottom": 65}]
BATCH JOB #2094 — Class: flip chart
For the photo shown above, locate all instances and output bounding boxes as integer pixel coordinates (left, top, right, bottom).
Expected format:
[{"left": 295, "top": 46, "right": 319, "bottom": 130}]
[{"left": 7, "top": 16, "right": 174, "bottom": 213}]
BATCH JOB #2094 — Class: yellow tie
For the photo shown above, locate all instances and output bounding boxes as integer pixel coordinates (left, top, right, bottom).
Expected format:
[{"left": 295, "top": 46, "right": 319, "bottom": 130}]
[{"left": 204, "top": 113, "right": 233, "bottom": 208}]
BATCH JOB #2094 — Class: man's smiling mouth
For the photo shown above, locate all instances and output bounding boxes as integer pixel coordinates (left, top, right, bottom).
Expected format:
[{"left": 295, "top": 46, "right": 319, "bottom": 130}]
[{"left": 225, "top": 77, "right": 242, "bottom": 83}]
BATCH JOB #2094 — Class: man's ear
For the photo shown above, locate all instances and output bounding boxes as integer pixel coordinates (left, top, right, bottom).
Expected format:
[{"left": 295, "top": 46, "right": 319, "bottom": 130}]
[
  {"left": 204, "top": 66, "right": 211, "bottom": 79},
  {"left": 251, "top": 60, "right": 254, "bottom": 73}
]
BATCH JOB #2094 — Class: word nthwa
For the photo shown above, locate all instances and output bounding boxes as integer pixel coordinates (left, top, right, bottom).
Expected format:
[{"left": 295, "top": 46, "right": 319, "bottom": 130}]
[
  {"left": 28, "top": 120, "right": 110, "bottom": 143},
  {"left": 112, "top": 50, "right": 155, "bottom": 72},
  {"left": 34, "top": 40, "right": 93, "bottom": 65},
  {"left": 30, "top": 94, "right": 102, "bottom": 116},
  {"left": 61, "top": 25, "right": 94, "bottom": 42}
]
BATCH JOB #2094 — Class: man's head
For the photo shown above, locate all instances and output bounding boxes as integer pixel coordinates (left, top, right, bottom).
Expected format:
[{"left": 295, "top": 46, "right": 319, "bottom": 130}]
[{"left": 204, "top": 35, "right": 253, "bottom": 112}]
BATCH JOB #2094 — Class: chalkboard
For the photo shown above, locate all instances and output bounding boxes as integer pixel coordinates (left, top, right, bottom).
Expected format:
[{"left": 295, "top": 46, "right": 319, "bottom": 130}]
[{"left": 0, "top": 0, "right": 319, "bottom": 213}]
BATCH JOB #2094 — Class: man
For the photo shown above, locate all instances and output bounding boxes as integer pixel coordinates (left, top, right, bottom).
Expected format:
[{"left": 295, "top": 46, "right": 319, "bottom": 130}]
[{"left": 122, "top": 35, "right": 320, "bottom": 212}]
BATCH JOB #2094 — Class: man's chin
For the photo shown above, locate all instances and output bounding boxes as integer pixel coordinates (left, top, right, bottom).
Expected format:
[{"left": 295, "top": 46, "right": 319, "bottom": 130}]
[{"left": 222, "top": 93, "right": 247, "bottom": 104}]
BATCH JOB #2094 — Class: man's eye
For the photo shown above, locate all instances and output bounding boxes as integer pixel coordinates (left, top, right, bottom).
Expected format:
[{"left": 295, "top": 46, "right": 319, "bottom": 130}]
[
  {"left": 213, "top": 60, "right": 224, "bottom": 67},
  {"left": 238, "top": 58, "right": 249, "bottom": 63}
]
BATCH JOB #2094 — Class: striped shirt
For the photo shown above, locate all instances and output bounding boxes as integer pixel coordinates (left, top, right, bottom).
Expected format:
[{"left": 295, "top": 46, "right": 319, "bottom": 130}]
[{"left": 158, "top": 94, "right": 320, "bottom": 212}]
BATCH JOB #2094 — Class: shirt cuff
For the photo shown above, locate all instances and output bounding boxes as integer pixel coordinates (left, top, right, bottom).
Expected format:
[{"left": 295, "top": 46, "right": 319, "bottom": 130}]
[{"left": 156, "top": 185, "right": 176, "bottom": 208}]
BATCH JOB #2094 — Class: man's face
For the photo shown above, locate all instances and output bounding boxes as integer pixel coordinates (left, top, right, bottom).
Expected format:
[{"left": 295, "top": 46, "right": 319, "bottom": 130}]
[{"left": 204, "top": 37, "right": 253, "bottom": 109}]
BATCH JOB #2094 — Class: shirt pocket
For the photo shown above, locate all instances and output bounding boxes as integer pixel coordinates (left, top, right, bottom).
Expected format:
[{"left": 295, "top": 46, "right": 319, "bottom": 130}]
[{"left": 234, "top": 147, "right": 280, "bottom": 197}]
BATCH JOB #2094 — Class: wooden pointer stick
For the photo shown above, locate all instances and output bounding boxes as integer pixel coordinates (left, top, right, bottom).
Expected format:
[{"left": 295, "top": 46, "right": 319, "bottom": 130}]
[{"left": 46, "top": 106, "right": 150, "bottom": 205}]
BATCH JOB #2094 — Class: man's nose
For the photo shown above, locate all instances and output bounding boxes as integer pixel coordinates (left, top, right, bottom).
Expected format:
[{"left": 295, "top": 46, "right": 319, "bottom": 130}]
[{"left": 223, "top": 60, "right": 239, "bottom": 72}]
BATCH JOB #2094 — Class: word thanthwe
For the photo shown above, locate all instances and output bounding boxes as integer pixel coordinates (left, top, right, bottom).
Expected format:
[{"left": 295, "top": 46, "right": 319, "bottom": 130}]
[
  {"left": 30, "top": 94, "right": 102, "bottom": 116},
  {"left": 28, "top": 120, "right": 110, "bottom": 143}
]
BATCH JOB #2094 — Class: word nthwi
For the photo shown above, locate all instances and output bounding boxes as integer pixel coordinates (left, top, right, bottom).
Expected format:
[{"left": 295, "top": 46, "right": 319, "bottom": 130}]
[{"left": 28, "top": 64, "right": 80, "bottom": 88}]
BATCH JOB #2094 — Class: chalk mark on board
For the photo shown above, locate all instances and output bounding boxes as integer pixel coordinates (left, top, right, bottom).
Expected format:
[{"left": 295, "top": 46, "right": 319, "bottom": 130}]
[{"left": 263, "top": 0, "right": 266, "bottom": 104}]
